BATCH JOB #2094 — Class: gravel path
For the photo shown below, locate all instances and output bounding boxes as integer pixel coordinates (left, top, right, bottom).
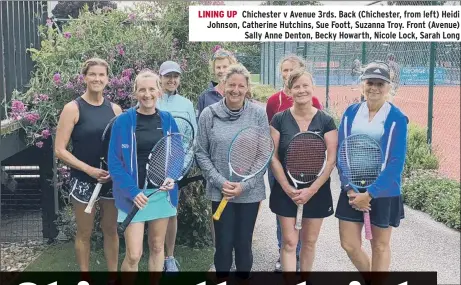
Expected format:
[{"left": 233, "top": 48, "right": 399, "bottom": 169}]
[{"left": 251, "top": 170, "right": 460, "bottom": 285}]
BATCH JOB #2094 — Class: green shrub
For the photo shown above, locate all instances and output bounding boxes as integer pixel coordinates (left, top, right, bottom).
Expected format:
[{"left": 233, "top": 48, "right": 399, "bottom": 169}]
[
  {"left": 8, "top": 0, "right": 223, "bottom": 247},
  {"left": 404, "top": 124, "right": 439, "bottom": 177},
  {"left": 251, "top": 84, "right": 276, "bottom": 103},
  {"left": 402, "top": 170, "right": 460, "bottom": 230}
]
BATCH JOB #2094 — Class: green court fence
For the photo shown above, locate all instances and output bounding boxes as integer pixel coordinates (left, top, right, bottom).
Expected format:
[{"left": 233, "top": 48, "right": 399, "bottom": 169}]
[{"left": 259, "top": 4, "right": 460, "bottom": 181}]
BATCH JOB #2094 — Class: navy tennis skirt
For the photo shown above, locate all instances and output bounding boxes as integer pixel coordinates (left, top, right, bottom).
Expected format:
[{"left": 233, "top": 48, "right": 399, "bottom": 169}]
[{"left": 335, "top": 188, "right": 405, "bottom": 228}]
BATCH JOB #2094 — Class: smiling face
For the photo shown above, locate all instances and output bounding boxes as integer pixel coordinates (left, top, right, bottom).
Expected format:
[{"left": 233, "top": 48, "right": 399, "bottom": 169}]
[
  {"left": 288, "top": 73, "right": 314, "bottom": 106},
  {"left": 224, "top": 73, "right": 248, "bottom": 108},
  {"left": 83, "top": 65, "right": 108, "bottom": 93},
  {"left": 161, "top": 72, "right": 180, "bottom": 94},
  {"left": 135, "top": 75, "right": 161, "bottom": 110},
  {"left": 281, "top": 60, "right": 301, "bottom": 87},
  {"left": 361, "top": 78, "right": 390, "bottom": 103}
]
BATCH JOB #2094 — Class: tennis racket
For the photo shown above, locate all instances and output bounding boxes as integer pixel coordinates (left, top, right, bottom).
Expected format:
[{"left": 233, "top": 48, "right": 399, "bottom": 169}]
[
  {"left": 338, "top": 133, "right": 384, "bottom": 240},
  {"left": 173, "top": 115, "right": 195, "bottom": 141},
  {"left": 212, "top": 126, "right": 274, "bottom": 221},
  {"left": 84, "top": 116, "right": 117, "bottom": 214},
  {"left": 117, "top": 132, "right": 194, "bottom": 234},
  {"left": 284, "top": 131, "right": 327, "bottom": 230}
]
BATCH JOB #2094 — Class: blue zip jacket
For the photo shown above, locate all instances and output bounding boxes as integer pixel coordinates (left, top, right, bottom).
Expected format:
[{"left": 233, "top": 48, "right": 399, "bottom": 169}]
[
  {"left": 108, "top": 106, "right": 181, "bottom": 213},
  {"left": 337, "top": 102, "right": 409, "bottom": 199},
  {"left": 197, "top": 81, "right": 223, "bottom": 118},
  {"left": 157, "top": 92, "right": 198, "bottom": 139}
]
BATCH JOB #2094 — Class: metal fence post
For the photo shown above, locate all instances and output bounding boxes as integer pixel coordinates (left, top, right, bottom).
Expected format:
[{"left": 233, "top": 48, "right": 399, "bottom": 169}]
[
  {"left": 361, "top": 42, "right": 367, "bottom": 102},
  {"left": 427, "top": 42, "right": 437, "bottom": 150},
  {"left": 326, "top": 42, "right": 331, "bottom": 109}
]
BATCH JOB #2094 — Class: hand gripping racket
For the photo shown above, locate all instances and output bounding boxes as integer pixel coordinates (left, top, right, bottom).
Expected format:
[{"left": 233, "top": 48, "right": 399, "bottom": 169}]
[
  {"left": 117, "top": 133, "right": 194, "bottom": 234},
  {"left": 338, "top": 133, "right": 384, "bottom": 240},
  {"left": 284, "top": 131, "right": 327, "bottom": 230},
  {"left": 212, "top": 126, "right": 274, "bottom": 221},
  {"left": 85, "top": 116, "right": 117, "bottom": 214}
]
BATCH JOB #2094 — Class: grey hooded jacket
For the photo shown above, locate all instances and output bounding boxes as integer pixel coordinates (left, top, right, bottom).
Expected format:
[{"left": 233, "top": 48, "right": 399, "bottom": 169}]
[{"left": 195, "top": 98, "right": 269, "bottom": 203}]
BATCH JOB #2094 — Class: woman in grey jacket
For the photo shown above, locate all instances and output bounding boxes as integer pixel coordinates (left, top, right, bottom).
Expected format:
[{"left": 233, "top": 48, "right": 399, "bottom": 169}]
[{"left": 196, "top": 64, "right": 269, "bottom": 282}]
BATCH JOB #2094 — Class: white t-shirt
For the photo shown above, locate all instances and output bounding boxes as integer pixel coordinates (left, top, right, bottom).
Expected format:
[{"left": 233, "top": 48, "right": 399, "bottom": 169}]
[{"left": 351, "top": 102, "right": 391, "bottom": 142}]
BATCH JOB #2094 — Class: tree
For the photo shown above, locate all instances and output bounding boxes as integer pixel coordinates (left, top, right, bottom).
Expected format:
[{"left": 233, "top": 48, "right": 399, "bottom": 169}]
[{"left": 51, "top": 1, "right": 117, "bottom": 19}]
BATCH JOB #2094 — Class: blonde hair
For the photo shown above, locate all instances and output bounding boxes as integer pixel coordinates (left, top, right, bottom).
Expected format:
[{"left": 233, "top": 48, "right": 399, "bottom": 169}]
[
  {"left": 279, "top": 54, "right": 306, "bottom": 72},
  {"left": 224, "top": 63, "right": 252, "bottom": 98},
  {"left": 133, "top": 69, "right": 161, "bottom": 92},
  {"left": 81, "top": 58, "right": 109, "bottom": 75},
  {"left": 210, "top": 48, "right": 238, "bottom": 74},
  {"left": 287, "top": 69, "right": 314, "bottom": 90}
]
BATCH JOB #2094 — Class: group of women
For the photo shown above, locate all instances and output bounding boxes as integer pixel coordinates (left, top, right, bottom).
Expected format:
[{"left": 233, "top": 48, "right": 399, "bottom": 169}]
[{"left": 54, "top": 48, "right": 408, "bottom": 285}]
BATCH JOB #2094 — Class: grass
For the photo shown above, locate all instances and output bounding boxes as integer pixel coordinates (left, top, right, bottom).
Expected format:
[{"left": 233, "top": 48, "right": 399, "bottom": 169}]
[{"left": 25, "top": 241, "right": 214, "bottom": 272}]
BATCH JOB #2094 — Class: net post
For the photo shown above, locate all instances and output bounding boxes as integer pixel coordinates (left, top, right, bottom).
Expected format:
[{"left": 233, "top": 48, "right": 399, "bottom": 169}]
[{"left": 427, "top": 41, "right": 437, "bottom": 151}]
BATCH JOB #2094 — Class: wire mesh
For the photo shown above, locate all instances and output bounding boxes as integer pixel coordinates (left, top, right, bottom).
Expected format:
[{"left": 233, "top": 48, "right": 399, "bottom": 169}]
[
  {"left": 1, "top": 166, "right": 43, "bottom": 243},
  {"left": 259, "top": 2, "right": 460, "bottom": 181}
]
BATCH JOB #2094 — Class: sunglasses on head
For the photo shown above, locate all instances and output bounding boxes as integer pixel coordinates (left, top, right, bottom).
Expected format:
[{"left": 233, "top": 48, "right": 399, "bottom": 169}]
[
  {"left": 368, "top": 60, "right": 390, "bottom": 71},
  {"left": 212, "top": 49, "right": 233, "bottom": 60}
]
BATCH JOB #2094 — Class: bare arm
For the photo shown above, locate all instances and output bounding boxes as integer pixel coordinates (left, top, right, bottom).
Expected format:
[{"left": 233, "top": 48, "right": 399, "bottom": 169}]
[
  {"left": 111, "top": 103, "right": 123, "bottom": 116},
  {"left": 269, "top": 126, "right": 299, "bottom": 198}
]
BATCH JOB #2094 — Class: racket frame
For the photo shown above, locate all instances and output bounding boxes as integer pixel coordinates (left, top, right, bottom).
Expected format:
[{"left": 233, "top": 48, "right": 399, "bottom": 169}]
[
  {"left": 84, "top": 116, "right": 117, "bottom": 214},
  {"left": 284, "top": 131, "right": 327, "bottom": 230},
  {"left": 339, "top": 133, "right": 385, "bottom": 240},
  {"left": 117, "top": 132, "right": 194, "bottom": 234},
  {"left": 212, "top": 126, "right": 274, "bottom": 221}
]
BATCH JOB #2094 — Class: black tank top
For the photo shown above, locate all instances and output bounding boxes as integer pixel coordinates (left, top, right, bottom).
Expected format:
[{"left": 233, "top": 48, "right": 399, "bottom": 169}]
[{"left": 70, "top": 96, "right": 116, "bottom": 182}]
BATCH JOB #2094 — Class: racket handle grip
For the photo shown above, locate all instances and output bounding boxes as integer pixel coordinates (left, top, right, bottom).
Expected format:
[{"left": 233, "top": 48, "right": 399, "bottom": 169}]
[
  {"left": 364, "top": 211, "right": 373, "bottom": 240},
  {"left": 212, "top": 199, "right": 228, "bottom": 221},
  {"left": 84, "top": 183, "right": 102, "bottom": 214},
  {"left": 117, "top": 206, "right": 140, "bottom": 235},
  {"left": 295, "top": 204, "right": 303, "bottom": 230}
]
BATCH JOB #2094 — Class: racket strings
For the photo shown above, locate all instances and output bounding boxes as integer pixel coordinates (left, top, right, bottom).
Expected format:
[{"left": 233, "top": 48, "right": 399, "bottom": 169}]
[
  {"left": 229, "top": 128, "right": 273, "bottom": 177},
  {"left": 285, "top": 134, "right": 326, "bottom": 183},
  {"left": 146, "top": 134, "right": 194, "bottom": 186},
  {"left": 339, "top": 135, "right": 382, "bottom": 188}
]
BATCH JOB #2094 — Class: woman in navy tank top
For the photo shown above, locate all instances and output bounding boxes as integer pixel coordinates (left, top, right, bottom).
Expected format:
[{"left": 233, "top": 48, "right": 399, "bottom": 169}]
[{"left": 54, "top": 58, "right": 122, "bottom": 281}]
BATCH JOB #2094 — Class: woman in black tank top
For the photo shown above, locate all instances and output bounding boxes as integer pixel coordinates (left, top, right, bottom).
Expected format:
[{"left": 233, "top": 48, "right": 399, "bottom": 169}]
[{"left": 54, "top": 58, "right": 122, "bottom": 281}]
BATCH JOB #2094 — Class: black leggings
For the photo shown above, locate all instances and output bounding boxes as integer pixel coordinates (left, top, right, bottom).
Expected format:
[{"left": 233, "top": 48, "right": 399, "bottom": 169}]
[{"left": 212, "top": 201, "right": 260, "bottom": 279}]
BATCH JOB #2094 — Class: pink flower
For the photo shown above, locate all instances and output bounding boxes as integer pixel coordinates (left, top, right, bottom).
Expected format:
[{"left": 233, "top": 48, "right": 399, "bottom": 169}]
[
  {"left": 122, "top": 68, "right": 133, "bottom": 78},
  {"left": 36, "top": 141, "right": 44, "bottom": 148},
  {"left": 129, "top": 13, "right": 136, "bottom": 21},
  {"left": 11, "top": 100, "right": 26, "bottom": 113},
  {"left": 24, "top": 112, "right": 40, "bottom": 124},
  {"left": 39, "top": 94, "right": 49, "bottom": 101},
  {"left": 53, "top": 73, "right": 61, "bottom": 84},
  {"left": 212, "top": 45, "right": 222, "bottom": 53},
  {"left": 63, "top": 32, "right": 71, "bottom": 39},
  {"left": 41, "top": 129, "right": 51, "bottom": 139},
  {"left": 65, "top": 82, "right": 73, "bottom": 89}
]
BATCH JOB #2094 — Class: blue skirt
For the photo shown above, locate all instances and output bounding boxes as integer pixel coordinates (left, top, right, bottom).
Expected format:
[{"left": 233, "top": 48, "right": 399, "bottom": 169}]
[
  {"left": 335, "top": 188, "right": 404, "bottom": 228},
  {"left": 117, "top": 189, "right": 176, "bottom": 223}
]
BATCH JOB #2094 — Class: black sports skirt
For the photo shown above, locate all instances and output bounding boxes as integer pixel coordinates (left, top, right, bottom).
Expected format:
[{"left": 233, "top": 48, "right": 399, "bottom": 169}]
[
  {"left": 335, "top": 188, "right": 405, "bottom": 228},
  {"left": 269, "top": 178, "right": 334, "bottom": 219}
]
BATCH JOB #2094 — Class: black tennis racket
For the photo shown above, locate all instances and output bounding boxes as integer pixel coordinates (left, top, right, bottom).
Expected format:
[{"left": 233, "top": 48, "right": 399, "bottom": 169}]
[
  {"left": 284, "top": 131, "right": 327, "bottom": 230},
  {"left": 337, "top": 133, "right": 384, "bottom": 240},
  {"left": 117, "top": 133, "right": 194, "bottom": 234},
  {"left": 212, "top": 126, "right": 274, "bottom": 221},
  {"left": 85, "top": 116, "right": 117, "bottom": 214}
]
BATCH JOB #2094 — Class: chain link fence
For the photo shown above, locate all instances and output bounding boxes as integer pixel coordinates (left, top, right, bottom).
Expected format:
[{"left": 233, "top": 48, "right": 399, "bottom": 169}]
[{"left": 259, "top": 4, "right": 460, "bottom": 181}]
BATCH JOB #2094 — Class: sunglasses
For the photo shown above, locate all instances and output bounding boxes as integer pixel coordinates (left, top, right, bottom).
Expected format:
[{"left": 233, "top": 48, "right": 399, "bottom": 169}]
[
  {"left": 368, "top": 60, "right": 390, "bottom": 72},
  {"left": 212, "top": 49, "right": 233, "bottom": 60}
]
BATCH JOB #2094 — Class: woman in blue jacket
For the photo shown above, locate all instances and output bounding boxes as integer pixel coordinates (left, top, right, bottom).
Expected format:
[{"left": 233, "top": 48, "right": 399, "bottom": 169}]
[
  {"left": 108, "top": 69, "right": 179, "bottom": 277},
  {"left": 335, "top": 62, "right": 408, "bottom": 272}
]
